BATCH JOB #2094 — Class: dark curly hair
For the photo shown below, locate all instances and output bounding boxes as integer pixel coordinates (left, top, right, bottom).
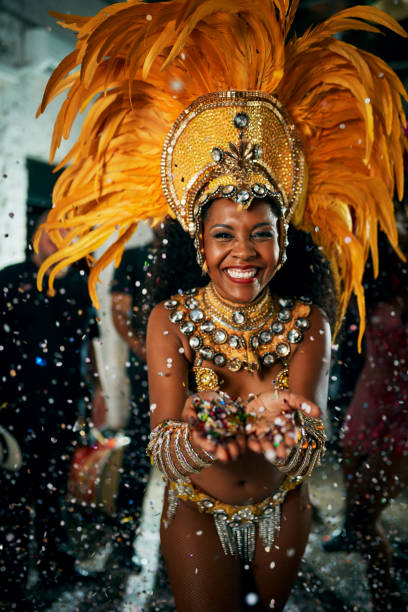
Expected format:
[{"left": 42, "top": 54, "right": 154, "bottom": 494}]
[{"left": 135, "top": 205, "right": 338, "bottom": 336}]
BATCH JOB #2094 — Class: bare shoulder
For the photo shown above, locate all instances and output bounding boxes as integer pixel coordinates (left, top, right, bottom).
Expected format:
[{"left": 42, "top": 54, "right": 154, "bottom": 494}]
[{"left": 147, "top": 300, "right": 179, "bottom": 340}]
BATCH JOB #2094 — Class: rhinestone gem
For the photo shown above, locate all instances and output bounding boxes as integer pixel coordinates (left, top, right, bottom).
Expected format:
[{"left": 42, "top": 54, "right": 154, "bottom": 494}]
[
  {"left": 271, "top": 321, "right": 284, "bottom": 334},
  {"left": 213, "top": 353, "right": 226, "bottom": 367},
  {"left": 222, "top": 185, "right": 235, "bottom": 195},
  {"left": 228, "top": 359, "right": 241, "bottom": 372},
  {"left": 299, "top": 296, "right": 312, "bottom": 304},
  {"left": 228, "top": 335, "right": 240, "bottom": 348},
  {"left": 295, "top": 317, "right": 311, "bottom": 330},
  {"left": 211, "top": 147, "right": 223, "bottom": 162},
  {"left": 259, "top": 330, "right": 272, "bottom": 344},
  {"left": 190, "top": 309, "right": 204, "bottom": 322},
  {"left": 236, "top": 190, "right": 250, "bottom": 204},
  {"left": 180, "top": 321, "right": 195, "bottom": 335},
  {"left": 287, "top": 329, "right": 303, "bottom": 344},
  {"left": 202, "top": 499, "right": 215, "bottom": 509},
  {"left": 185, "top": 297, "right": 199, "bottom": 309},
  {"left": 189, "top": 336, "right": 202, "bottom": 349},
  {"left": 278, "top": 297, "right": 295, "bottom": 309},
  {"left": 200, "top": 346, "right": 214, "bottom": 360},
  {"left": 262, "top": 353, "right": 276, "bottom": 366},
  {"left": 213, "top": 329, "right": 227, "bottom": 344},
  {"left": 170, "top": 310, "right": 183, "bottom": 323},
  {"left": 184, "top": 288, "right": 197, "bottom": 296},
  {"left": 214, "top": 509, "right": 228, "bottom": 519},
  {"left": 276, "top": 342, "right": 290, "bottom": 357},
  {"left": 252, "top": 183, "right": 266, "bottom": 196},
  {"left": 232, "top": 311, "right": 245, "bottom": 325},
  {"left": 233, "top": 112, "right": 249, "bottom": 129},
  {"left": 278, "top": 309, "right": 292, "bottom": 322},
  {"left": 201, "top": 320, "right": 215, "bottom": 333},
  {"left": 164, "top": 299, "right": 178, "bottom": 310},
  {"left": 250, "top": 335, "right": 259, "bottom": 349}
]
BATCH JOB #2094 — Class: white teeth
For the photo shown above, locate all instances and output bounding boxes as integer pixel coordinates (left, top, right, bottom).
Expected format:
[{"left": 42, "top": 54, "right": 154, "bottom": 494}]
[{"left": 226, "top": 268, "right": 258, "bottom": 279}]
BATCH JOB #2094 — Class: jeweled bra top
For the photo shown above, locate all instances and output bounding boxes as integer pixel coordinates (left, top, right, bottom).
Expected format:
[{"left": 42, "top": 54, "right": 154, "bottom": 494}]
[{"left": 165, "top": 283, "right": 312, "bottom": 389}]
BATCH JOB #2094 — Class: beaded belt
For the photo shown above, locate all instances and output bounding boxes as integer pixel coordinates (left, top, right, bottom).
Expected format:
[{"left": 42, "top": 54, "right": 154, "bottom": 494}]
[{"left": 166, "top": 476, "right": 302, "bottom": 561}]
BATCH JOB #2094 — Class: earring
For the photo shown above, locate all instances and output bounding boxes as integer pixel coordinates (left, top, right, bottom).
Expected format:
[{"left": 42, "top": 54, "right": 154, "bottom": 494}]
[{"left": 202, "top": 260, "right": 208, "bottom": 274}]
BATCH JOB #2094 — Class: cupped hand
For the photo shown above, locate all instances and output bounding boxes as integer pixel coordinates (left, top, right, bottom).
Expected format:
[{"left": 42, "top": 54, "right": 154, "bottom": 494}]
[
  {"left": 182, "top": 392, "right": 246, "bottom": 463},
  {"left": 245, "top": 390, "right": 321, "bottom": 461}
]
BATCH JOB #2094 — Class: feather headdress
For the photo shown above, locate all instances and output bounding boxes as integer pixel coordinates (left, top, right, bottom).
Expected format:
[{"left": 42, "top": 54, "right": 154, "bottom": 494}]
[{"left": 36, "top": 0, "right": 407, "bottom": 345}]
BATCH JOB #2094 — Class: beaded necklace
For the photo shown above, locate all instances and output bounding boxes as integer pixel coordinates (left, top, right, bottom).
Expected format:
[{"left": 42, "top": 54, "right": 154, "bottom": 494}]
[{"left": 165, "top": 283, "right": 312, "bottom": 377}]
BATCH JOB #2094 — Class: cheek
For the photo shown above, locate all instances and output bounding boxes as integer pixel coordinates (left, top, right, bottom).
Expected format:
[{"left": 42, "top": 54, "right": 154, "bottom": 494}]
[{"left": 203, "top": 240, "right": 226, "bottom": 268}]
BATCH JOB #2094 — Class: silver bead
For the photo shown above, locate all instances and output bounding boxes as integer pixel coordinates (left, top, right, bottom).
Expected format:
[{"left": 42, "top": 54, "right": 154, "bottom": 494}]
[
  {"left": 189, "top": 336, "right": 202, "bottom": 349},
  {"left": 222, "top": 185, "right": 235, "bottom": 196},
  {"left": 262, "top": 352, "right": 276, "bottom": 366},
  {"left": 185, "top": 297, "right": 199, "bottom": 309},
  {"left": 236, "top": 189, "right": 250, "bottom": 204},
  {"left": 278, "top": 309, "right": 292, "bottom": 322},
  {"left": 190, "top": 309, "right": 204, "bottom": 322},
  {"left": 201, "top": 320, "right": 215, "bottom": 333},
  {"left": 259, "top": 330, "right": 272, "bottom": 344},
  {"left": 232, "top": 311, "right": 245, "bottom": 325},
  {"left": 180, "top": 321, "right": 195, "bottom": 335},
  {"left": 228, "top": 335, "right": 240, "bottom": 348},
  {"left": 233, "top": 112, "right": 249, "bottom": 129},
  {"left": 164, "top": 299, "right": 178, "bottom": 310},
  {"left": 200, "top": 346, "right": 214, "bottom": 360},
  {"left": 170, "top": 310, "right": 183, "bottom": 323},
  {"left": 295, "top": 317, "right": 311, "bottom": 330},
  {"left": 252, "top": 182, "right": 266, "bottom": 196},
  {"left": 287, "top": 328, "right": 303, "bottom": 344},
  {"left": 214, "top": 353, "right": 226, "bottom": 367},
  {"left": 271, "top": 321, "right": 284, "bottom": 334},
  {"left": 278, "top": 297, "right": 295, "bottom": 309},
  {"left": 276, "top": 342, "right": 290, "bottom": 357},
  {"left": 250, "top": 335, "right": 260, "bottom": 349},
  {"left": 213, "top": 329, "right": 227, "bottom": 344},
  {"left": 212, "top": 147, "right": 223, "bottom": 162}
]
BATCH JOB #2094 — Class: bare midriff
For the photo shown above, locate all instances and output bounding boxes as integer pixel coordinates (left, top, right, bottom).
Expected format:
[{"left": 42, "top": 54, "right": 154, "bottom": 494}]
[{"left": 187, "top": 359, "right": 291, "bottom": 506}]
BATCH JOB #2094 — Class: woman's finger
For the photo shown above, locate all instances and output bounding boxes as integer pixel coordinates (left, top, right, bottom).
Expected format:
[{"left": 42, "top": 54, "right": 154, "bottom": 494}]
[
  {"left": 281, "top": 392, "right": 321, "bottom": 418},
  {"left": 191, "top": 429, "right": 217, "bottom": 455},
  {"left": 247, "top": 436, "right": 262, "bottom": 454}
]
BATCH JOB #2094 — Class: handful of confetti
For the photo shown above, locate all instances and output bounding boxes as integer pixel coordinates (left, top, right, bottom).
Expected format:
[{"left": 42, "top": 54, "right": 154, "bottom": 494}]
[{"left": 191, "top": 394, "right": 248, "bottom": 442}]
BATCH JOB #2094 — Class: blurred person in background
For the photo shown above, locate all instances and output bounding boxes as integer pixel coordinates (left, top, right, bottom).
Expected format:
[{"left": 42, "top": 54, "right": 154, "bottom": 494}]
[
  {"left": 0, "top": 212, "right": 103, "bottom": 608},
  {"left": 323, "top": 209, "right": 408, "bottom": 611},
  {"left": 110, "top": 228, "right": 164, "bottom": 569}
]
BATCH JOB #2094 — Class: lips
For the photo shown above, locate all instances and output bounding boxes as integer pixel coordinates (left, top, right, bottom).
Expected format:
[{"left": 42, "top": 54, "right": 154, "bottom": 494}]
[{"left": 224, "top": 267, "right": 261, "bottom": 283}]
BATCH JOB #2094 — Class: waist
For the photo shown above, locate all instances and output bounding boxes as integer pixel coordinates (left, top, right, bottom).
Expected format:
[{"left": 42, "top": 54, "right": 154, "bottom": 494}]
[{"left": 169, "top": 475, "right": 302, "bottom": 520}]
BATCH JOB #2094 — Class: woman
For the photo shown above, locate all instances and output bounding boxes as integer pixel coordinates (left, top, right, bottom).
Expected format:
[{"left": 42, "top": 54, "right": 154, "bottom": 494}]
[
  {"left": 36, "top": 1, "right": 407, "bottom": 610},
  {"left": 144, "top": 195, "right": 331, "bottom": 610}
]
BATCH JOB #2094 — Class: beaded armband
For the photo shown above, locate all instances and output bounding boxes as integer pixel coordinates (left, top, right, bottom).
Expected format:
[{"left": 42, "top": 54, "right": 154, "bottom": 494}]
[
  {"left": 146, "top": 419, "right": 215, "bottom": 481},
  {"left": 274, "top": 411, "right": 326, "bottom": 479}
]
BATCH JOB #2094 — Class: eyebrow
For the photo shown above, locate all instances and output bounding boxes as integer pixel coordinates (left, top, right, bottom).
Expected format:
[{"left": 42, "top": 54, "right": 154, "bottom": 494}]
[{"left": 209, "top": 222, "right": 274, "bottom": 230}]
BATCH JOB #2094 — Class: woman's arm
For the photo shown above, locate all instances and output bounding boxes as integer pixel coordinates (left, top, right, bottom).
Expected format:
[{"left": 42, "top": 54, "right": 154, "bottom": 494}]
[
  {"left": 246, "top": 305, "right": 331, "bottom": 471},
  {"left": 146, "top": 303, "right": 247, "bottom": 473},
  {"left": 146, "top": 302, "right": 216, "bottom": 480}
]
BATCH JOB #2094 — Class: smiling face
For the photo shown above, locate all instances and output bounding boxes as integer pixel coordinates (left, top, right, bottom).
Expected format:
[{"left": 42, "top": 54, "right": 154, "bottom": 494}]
[{"left": 202, "top": 198, "right": 280, "bottom": 304}]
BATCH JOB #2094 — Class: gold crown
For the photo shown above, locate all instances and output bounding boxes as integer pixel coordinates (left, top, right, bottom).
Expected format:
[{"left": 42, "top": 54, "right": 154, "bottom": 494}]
[{"left": 161, "top": 91, "right": 305, "bottom": 236}]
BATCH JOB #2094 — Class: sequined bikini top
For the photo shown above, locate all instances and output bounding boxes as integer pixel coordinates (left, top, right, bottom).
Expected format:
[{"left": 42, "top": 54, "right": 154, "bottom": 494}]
[{"left": 165, "top": 283, "right": 312, "bottom": 387}]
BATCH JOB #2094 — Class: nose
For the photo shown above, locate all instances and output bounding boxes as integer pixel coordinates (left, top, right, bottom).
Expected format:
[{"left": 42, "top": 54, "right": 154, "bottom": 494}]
[{"left": 231, "top": 236, "right": 256, "bottom": 260}]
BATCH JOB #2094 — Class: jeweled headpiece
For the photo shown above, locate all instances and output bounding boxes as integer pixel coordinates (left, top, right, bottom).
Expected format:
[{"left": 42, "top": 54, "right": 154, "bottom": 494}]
[
  {"left": 36, "top": 0, "right": 407, "bottom": 344},
  {"left": 162, "top": 90, "right": 304, "bottom": 232}
]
